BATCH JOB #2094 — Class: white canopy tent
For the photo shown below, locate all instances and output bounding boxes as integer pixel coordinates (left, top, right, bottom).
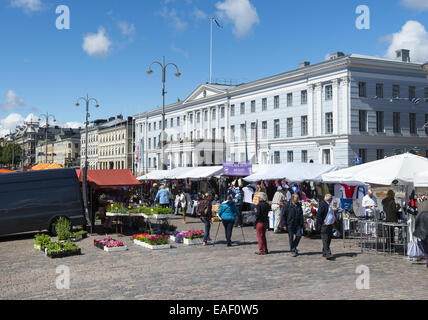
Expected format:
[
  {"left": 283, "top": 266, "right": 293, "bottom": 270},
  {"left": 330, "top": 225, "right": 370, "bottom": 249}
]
[
  {"left": 244, "top": 163, "right": 339, "bottom": 183},
  {"left": 414, "top": 170, "right": 428, "bottom": 188},
  {"left": 175, "top": 166, "right": 223, "bottom": 180},
  {"left": 136, "top": 170, "right": 168, "bottom": 181},
  {"left": 322, "top": 153, "right": 428, "bottom": 186}
]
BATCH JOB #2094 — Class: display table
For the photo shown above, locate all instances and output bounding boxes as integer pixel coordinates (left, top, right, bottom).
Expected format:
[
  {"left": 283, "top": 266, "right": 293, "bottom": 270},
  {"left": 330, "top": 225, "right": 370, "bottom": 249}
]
[
  {"left": 106, "top": 212, "right": 147, "bottom": 234},
  {"left": 382, "top": 222, "right": 408, "bottom": 256}
]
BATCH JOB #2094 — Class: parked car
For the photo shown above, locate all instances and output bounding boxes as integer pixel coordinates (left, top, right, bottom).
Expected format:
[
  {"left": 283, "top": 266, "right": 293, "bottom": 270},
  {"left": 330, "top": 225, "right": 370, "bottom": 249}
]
[{"left": 0, "top": 168, "right": 86, "bottom": 236}]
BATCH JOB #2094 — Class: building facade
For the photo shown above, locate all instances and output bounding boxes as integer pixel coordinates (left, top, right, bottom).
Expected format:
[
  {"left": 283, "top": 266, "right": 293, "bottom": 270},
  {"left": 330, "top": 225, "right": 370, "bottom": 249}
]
[
  {"left": 35, "top": 135, "right": 81, "bottom": 167},
  {"left": 80, "top": 116, "right": 134, "bottom": 170},
  {"left": 133, "top": 50, "right": 428, "bottom": 176}
]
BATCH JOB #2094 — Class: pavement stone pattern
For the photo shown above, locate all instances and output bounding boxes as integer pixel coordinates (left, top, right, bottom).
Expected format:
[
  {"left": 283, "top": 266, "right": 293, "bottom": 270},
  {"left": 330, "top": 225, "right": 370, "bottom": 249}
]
[{"left": 0, "top": 216, "right": 427, "bottom": 300}]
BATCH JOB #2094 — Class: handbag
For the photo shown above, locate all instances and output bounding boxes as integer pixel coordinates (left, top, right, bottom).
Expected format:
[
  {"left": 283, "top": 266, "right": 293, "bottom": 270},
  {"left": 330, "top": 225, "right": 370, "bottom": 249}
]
[{"left": 407, "top": 239, "right": 425, "bottom": 259}]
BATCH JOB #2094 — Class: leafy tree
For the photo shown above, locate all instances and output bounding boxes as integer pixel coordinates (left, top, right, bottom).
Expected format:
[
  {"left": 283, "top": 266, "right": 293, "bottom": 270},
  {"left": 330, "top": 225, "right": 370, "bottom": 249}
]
[{"left": 1, "top": 144, "right": 22, "bottom": 168}]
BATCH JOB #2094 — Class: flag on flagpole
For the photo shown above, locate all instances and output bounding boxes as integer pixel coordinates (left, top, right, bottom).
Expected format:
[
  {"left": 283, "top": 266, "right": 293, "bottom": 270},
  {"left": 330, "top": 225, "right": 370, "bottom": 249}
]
[{"left": 212, "top": 17, "right": 223, "bottom": 28}]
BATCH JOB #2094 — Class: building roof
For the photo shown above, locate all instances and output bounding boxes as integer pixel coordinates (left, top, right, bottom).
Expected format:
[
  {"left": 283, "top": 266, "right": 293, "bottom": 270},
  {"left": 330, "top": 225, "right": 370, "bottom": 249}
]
[{"left": 133, "top": 52, "right": 427, "bottom": 119}]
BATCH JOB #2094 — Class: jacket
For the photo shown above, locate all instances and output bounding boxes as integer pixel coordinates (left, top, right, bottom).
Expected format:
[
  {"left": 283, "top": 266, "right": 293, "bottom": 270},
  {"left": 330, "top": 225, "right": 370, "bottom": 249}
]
[
  {"left": 316, "top": 201, "right": 330, "bottom": 231},
  {"left": 150, "top": 187, "right": 158, "bottom": 202},
  {"left": 255, "top": 201, "right": 271, "bottom": 224},
  {"left": 414, "top": 211, "right": 428, "bottom": 241},
  {"left": 197, "top": 199, "right": 212, "bottom": 220},
  {"left": 155, "top": 189, "right": 170, "bottom": 205},
  {"left": 218, "top": 200, "right": 240, "bottom": 221},
  {"left": 382, "top": 197, "right": 400, "bottom": 223},
  {"left": 282, "top": 202, "right": 304, "bottom": 231}
]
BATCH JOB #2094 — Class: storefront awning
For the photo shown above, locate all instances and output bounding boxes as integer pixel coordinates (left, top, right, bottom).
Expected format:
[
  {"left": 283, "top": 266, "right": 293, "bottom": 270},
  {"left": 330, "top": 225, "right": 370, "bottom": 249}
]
[
  {"left": 78, "top": 169, "right": 141, "bottom": 188},
  {"left": 244, "top": 163, "right": 339, "bottom": 183}
]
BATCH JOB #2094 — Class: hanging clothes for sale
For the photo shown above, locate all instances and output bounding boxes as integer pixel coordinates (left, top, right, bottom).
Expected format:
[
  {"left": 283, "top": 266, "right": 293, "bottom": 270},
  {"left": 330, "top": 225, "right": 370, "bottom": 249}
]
[{"left": 242, "top": 184, "right": 256, "bottom": 204}]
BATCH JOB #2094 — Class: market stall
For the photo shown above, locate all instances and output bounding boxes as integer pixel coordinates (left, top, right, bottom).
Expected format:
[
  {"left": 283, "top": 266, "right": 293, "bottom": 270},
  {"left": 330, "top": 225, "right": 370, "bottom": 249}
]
[{"left": 322, "top": 153, "right": 428, "bottom": 256}]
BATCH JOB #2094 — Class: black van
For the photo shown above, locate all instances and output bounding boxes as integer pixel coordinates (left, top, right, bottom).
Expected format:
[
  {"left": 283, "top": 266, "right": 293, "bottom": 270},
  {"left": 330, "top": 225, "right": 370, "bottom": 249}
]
[{"left": 0, "top": 168, "right": 86, "bottom": 236}]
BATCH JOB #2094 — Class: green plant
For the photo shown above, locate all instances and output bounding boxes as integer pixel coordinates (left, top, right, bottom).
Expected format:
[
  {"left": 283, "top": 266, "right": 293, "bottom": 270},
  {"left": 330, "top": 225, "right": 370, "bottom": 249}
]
[
  {"left": 55, "top": 217, "right": 72, "bottom": 241},
  {"left": 34, "top": 234, "right": 52, "bottom": 249},
  {"left": 70, "top": 230, "right": 88, "bottom": 239}
]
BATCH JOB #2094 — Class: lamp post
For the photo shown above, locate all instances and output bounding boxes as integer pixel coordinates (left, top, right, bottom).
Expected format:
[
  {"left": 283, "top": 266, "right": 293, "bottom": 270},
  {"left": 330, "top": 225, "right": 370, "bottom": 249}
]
[
  {"left": 147, "top": 56, "right": 181, "bottom": 170},
  {"left": 75, "top": 94, "right": 100, "bottom": 233},
  {"left": 38, "top": 113, "right": 56, "bottom": 164},
  {"left": 7, "top": 131, "right": 15, "bottom": 170}
]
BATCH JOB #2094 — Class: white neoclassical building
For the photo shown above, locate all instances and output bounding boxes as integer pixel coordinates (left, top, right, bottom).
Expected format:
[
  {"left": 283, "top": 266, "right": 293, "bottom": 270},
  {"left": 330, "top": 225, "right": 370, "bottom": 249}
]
[{"left": 133, "top": 50, "right": 428, "bottom": 176}]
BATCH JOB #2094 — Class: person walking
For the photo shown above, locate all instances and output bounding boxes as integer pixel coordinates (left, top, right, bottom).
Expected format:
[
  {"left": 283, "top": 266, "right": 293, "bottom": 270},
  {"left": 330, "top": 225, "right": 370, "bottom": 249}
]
[
  {"left": 254, "top": 192, "right": 270, "bottom": 255},
  {"left": 218, "top": 195, "right": 240, "bottom": 247},
  {"left": 282, "top": 194, "right": 304, "bottom": 257},
  {"left": 316, "top": 194, "right": 337, "bottom": 260},
  {"left": 179, "top": 191, "right": 187, "bottom": 224},
  {"left": 413, "top": 211, "right": 428, "bottom": 268},
  {"left": 150, "top": 183, "right": 158, "bottom": 206},
  {"left": 382, "top": 190, "right": 401, "bottom": 249},
  {"left": 197, "top": 193, "right": 213, "bottom": 246},
  {"left": 154, "top": 185, "right": 170, "bottom": 208},
  {"left": 271, "top": 186, "right": 288, "bottom": 233},
  {"left": 252, "top": 185, "right": 267, "bottom": 230},
  {"left": 233, "top": 184, "right": 244, "bottom": 227}
]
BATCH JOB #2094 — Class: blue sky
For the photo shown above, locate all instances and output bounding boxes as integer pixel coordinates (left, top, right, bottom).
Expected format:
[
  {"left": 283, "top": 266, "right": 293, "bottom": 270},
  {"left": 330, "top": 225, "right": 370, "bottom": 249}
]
[{"left": 1, "top": 0, "right": 428, "bottom": 135}]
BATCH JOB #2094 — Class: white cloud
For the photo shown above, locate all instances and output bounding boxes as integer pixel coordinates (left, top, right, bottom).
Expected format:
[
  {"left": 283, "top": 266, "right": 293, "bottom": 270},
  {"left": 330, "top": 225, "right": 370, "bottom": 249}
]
[
  {"left": 118, "top": 21, "right": 136, "bottom": 36},
  {"left": 0, "top": 90, "right": 25, "bottom": 111},
  {"left": 384, "top": 20, "right": 428, "bottom": 63},
  {"left": 401, "top": 0, "right": 428, "bottom": 11},
  {"left": 0, "top": 113, "right": 25, "bottom": 137},
  {"left": 82, "top": 27, "right": 112, "bottom": 58},
  {"left": 193, "top": 8, "right": 207, "bottom": 20},
  {"left": 160, "top": 7, "right": 188, "bottom": 31},
  {"left": 63, "top": 122, "right": 84, "bottom": 129},
  {"left": 10, "top": 0, "right": 42, "bottom": 13},
  {"left": 215, "top": 0, "right": 259, "bottom": 37}
]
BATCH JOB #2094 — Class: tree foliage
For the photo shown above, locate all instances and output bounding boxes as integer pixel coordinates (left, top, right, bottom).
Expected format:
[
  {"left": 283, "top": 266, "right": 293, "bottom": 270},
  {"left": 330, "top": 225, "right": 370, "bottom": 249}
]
[{"left": 1, "top": 144, "right": 22, "bottom": 167}]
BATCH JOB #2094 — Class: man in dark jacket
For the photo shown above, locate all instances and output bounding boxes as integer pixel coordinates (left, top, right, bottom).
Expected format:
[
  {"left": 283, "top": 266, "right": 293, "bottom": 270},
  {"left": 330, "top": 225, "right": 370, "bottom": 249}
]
[
  {"left": 414, "top": 211, "right": 428, "bottom": 268},
  {"left": 150, "top": 183, "right": 158, "bottom": 206},
  {"left": 282, "top": 194, "right": 304, "bottom": 257},
  {"left": 316, "top": 194, "right": 337, "bottom": 260},
  {"left": 254, "top": 192, "right": 271, "bottom": 255}
]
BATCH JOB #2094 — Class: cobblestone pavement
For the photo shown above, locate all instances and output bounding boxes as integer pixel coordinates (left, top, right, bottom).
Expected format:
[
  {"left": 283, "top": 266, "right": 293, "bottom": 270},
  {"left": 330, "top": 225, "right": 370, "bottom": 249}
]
[{"left": 0, "top": 216, "right": 427, "bottom": 300}]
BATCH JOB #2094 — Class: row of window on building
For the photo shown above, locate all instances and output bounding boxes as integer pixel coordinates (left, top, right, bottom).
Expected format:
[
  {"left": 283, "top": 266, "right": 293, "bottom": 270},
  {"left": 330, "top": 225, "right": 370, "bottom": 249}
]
[
  {"left": 359, "top": 111, "right": 428, "bottom": 134},
  {"left": 359, "top": 82, "right": 428, "bottom": 100}
]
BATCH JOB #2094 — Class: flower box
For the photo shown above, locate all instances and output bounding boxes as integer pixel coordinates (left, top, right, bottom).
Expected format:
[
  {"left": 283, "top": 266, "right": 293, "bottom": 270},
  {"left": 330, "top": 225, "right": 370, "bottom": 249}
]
[
  {"left": 94, "top": 238, "right": 126, "bottom": 252},
  {"left": 104, "top": 245, "right": 128, "bottom": 252},
  {"left": 45, "top": 248, "right": 81, "bottom": 259},
  {"left": 134, "top": 239, "right": 171, "bottom": 250},
  {"left": 183, "top": 238, "right": 204, "bottom": 245}
]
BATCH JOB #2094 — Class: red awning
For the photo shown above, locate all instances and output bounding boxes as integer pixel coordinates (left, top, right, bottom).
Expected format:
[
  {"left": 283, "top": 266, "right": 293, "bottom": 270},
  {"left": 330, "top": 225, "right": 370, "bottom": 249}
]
[{"left": 77, "top": 169, "right": 141, "bottom": 188}]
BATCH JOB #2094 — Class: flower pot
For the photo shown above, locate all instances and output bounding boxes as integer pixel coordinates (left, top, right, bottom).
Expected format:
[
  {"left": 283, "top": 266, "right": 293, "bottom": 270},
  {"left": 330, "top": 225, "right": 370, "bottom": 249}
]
[
  {"left": 183, "top": 238, "right": 204, "bottom": 245},
  {"left": 104, "top": 246, "right": 128, "bottom": 252},
  {"left": 133, "top": 239, "right": 170, "bottom": 250}
]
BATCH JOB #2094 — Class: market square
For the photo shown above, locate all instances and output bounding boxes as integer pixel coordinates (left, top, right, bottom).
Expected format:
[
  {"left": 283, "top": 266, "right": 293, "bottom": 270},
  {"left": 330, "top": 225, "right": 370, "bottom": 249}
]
[{"left": 1, "top": 1, "right": 428, "bottom": 303}]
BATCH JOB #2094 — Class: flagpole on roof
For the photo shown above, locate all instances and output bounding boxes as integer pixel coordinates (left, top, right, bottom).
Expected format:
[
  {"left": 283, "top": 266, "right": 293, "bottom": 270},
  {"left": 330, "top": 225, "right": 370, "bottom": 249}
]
[{"left": 210, "top": 18, "right": 213, "bottom": 84}]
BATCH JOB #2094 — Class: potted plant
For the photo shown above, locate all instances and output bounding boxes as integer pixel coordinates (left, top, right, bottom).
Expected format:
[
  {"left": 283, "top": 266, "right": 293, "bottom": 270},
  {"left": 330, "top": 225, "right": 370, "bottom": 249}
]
[
  {"left": 34, "top": 234, "right": 52, "bottom": 251},
  {"left": 103, "top": 240, "right": 127, "bottom": 252},
  {"left": 45, "top": 241, "right": 81, "bottom": 259},
  {"left": 170, "top": 231, "right": 185, "bottom": 243},
  {"left": 69, "top": 230, "right": 88, "bottom": 242},
  {"left": 54, "top": 217, "right": 72, "bottom": 242},
  {"left": 183, "top": 230, "right": 204, "bottom": 245},
  {"left": 132, "top": 234, "right": 171, "bottom": 250}
]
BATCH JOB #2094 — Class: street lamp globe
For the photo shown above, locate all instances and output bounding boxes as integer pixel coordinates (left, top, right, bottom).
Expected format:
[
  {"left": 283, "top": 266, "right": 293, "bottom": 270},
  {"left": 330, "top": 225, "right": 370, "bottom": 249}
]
[
  {"left": 147, "top": 69, "right": 153, "bottom": 75},
  {"left": 76, "top": 103, "right": 80, "bottom": 107},
  {"left": 175, "top": 72, "right": 181, "bottom": 77}
]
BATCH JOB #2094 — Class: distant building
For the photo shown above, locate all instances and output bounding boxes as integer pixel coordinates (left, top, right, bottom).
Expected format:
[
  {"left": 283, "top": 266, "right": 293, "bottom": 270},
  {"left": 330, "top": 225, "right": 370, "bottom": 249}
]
[
  {"left": 133, "top": 49, "right": 428, "bottom": 174},
  {"left": 35, "top": 134, "right": 81, "bottom": 167},
  {"left": 80, "top": 115, "right": 134, "bottom": 170}
]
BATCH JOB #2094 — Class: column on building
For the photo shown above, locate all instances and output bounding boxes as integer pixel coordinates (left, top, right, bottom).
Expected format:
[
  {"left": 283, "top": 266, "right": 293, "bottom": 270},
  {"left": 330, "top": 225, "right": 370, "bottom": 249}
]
[
  {"left": 225, "top": 99, "right": 230, "bottom": 144},
  {"left": 199, "top": 109, "right": 203, "bottom": 139},
  {"left": 216, "top": 105, "right": 220, "bottom": 139},
  {"left": 315, "top": 83, "right": 323, "bottom": 137},
  {"left": 333, "top": 78, "right": 340, "bottom": 135},
  {"left": 208, "top": 107, "right": 212, "bottom": 139},
  {"left": 341, "top": 76, "right": 350, "bottom": 135},
  {"left": 307, "top": 84, "right": 315, "bottom": 137}
]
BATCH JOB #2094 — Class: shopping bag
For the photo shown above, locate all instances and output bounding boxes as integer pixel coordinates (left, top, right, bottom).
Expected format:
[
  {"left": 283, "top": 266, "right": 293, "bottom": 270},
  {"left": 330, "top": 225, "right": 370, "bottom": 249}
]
[{"left": 407, "top": 240, "right": 425, "bottom": 259}]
